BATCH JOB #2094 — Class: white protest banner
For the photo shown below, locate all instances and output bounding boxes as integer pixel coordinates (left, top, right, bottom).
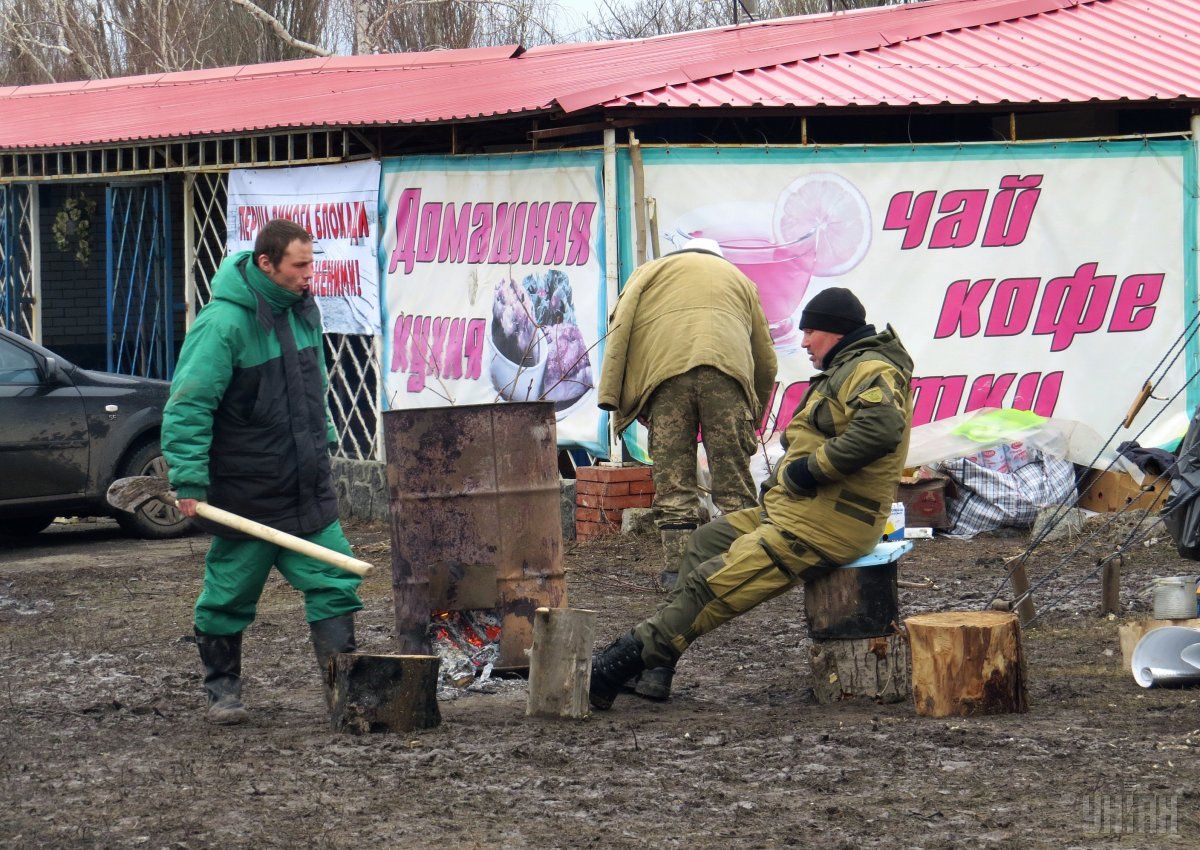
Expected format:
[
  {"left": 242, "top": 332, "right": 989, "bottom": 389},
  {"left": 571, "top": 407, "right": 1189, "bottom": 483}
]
[
  {"left": 379, "top": 152, "right": 607, "bottom": 454},
  {"left": 631, "top": 142, "right": 1194, "bottom": 445},
  {"left": 227, "top": 161, "right": 381, "bottom": 335}
]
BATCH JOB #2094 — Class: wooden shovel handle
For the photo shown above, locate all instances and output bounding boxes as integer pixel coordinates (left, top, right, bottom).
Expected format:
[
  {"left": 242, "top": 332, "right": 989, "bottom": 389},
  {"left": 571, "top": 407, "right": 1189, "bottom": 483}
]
[{"left": 194, "top": 502, "right": 373, "bottom": 577}]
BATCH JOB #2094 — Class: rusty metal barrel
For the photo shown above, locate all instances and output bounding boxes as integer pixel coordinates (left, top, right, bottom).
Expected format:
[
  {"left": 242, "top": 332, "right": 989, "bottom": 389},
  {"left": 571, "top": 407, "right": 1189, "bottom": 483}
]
[{"left": 381, "top": 401, "right": 566, "bottom": 669}]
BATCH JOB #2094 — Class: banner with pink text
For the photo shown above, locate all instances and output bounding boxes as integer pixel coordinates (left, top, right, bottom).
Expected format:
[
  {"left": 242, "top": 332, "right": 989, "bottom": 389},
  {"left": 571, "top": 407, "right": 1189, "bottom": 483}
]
[
  {"left": 379, "top": 152, "right": 607, "bottom": 453},
  {"left": 628, "top": 141, "right": 1196, "bottom": 443},
  {"left": 227, "top": 161, "right": 381, "bottom": 335}
]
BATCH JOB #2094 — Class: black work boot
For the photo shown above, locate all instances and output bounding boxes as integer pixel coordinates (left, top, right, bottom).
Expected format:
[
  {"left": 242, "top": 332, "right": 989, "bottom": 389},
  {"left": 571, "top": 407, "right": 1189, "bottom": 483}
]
[
  {"left": 590, "top": 631, "right": 647, "bottom": 711},
  {"left": 194, "top": 628, "right": 248, "bottom": 726},
  {"left": 633, "top": 666, "right": 675, "bottom": 701},
  {"left": 310, "top": 614, "right": 357, "bottom": 702}
]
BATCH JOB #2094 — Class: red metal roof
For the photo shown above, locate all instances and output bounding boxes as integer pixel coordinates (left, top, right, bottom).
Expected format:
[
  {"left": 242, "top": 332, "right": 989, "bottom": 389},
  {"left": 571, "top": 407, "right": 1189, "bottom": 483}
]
[
  {"left": 0, "top": 0, "right": 1195, "bottom": 150},
  {"left": 602, "top": 0, "right": 1200, "bottom": 109}
]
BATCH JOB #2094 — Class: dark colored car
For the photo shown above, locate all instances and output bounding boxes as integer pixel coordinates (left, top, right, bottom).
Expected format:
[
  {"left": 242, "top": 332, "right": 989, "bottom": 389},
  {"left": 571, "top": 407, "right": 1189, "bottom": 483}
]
[{"left": 0, "top": 327, "right": 193, "bottom": 539}]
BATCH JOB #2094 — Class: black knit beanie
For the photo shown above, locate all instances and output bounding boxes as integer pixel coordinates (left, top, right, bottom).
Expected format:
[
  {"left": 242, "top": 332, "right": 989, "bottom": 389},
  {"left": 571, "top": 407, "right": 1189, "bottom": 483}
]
[{"left": 798, "top": 287, "right": 866, "bottom": 334}]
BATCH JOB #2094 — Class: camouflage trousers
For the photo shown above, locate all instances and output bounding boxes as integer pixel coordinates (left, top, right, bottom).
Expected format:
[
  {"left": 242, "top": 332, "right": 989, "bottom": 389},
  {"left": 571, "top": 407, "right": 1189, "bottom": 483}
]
[
  {"left": 634, "top": 508, "right": 835, "bottom": 669},
  {"left": 645, "top": 366, "right": 758, "bottom": 530}
]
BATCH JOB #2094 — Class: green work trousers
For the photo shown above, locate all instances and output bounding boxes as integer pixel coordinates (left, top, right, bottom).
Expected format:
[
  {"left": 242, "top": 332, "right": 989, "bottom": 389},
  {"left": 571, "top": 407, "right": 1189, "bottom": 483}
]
[
  {"left": 193, "top": 519, "right": 364, "bottom": 636},
  {"left": 634, "top": 508, "right": 833, "bottom": 668}
]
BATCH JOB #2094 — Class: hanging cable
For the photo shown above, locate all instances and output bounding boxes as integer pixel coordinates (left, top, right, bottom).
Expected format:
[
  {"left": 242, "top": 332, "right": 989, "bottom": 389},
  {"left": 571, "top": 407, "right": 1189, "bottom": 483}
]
[{"left": 984, "top": 315, "right": 1200, "bottom": 607}]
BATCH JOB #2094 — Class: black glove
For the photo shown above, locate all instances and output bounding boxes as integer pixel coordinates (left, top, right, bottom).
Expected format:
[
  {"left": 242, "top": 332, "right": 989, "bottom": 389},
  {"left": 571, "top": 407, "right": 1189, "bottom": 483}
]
[{"left": 783, "top": 455, "right": 819, "bottom": 497}]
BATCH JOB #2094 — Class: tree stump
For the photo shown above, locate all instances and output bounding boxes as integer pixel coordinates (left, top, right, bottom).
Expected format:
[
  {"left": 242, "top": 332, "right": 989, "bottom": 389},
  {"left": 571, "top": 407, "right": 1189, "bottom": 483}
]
[
  {"left": 810, "top": 633, "right": 910, "bottom": 704},
  {"left": 905, "top": 611, "right": 1028, "bottom": 717},
  {"left": 526, "top": 607, "right": 597, "bottom": 719},
  {"left": 328, "top": 653, "right": 441, "bottom": 734}
]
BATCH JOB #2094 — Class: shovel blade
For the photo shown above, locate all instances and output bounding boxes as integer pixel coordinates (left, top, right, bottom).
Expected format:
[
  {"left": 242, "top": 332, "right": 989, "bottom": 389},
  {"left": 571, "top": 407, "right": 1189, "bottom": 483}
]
[{"left": 106, "top": 476, "right": 175, "bottom": 513}]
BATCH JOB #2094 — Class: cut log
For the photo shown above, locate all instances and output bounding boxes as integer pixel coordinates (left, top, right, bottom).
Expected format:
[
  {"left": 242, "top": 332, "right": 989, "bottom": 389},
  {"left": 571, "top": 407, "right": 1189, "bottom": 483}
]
[
  {"left": 810, "top": 632, "right": 910, "bottom": 704},
  {"left": 804, "top": 561, "right": 899, "bottom": 640},
  {"left": 905, "top": 611, "right": 1027, "bottom": 717},
  {"left": 328, "top": 653, "right": 441, "bottom": 734},
  {"left": 526, "top": 607, "right": 597, "bottom": 719}
]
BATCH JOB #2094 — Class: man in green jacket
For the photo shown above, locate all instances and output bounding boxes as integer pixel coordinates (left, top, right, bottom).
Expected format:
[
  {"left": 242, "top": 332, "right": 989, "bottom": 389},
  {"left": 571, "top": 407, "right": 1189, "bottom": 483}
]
[
  {"left": 162, "top": 219, "right": 363, "bottom": 726},
  {"left": 598, "top": 238, "right": 777, "bottom": 602},
  {"left": 590, "top": 287, "right": 913, "bottom": 709}
]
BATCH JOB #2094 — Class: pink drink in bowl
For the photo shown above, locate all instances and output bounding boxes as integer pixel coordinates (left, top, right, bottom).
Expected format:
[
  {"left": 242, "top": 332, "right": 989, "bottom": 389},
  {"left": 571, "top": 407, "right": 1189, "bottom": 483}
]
[{"left": 669, "top": 202, "right": 816, "bottom": 349}]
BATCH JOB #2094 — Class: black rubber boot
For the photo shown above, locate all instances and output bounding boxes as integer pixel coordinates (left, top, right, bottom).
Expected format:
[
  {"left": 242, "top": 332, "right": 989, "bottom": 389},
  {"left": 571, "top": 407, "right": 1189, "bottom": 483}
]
[
  {"left": 310, "top": 614, "right": 357, "bottom": 701},
  {"left": 590, "top": 631, "right": 647, "bottom": 711},
  {"left": 633, "top": 666, "right": 675, "bottom": 701},
  {"left": 195, "top": 628, "right": 248, "bottom": 726}
]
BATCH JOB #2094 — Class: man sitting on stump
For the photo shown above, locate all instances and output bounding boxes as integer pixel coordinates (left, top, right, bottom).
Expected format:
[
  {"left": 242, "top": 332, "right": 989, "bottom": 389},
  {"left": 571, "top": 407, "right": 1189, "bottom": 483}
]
[{"left": 591, "top": 287, "right": 914, "bottom": 708}]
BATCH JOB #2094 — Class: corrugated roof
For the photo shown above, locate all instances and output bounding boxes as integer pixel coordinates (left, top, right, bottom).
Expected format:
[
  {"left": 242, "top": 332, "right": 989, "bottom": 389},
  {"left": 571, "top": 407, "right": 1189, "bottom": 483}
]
[
  {"left": 603, "top": 0, "right": 1200, "bottom": 109},
  {"left": 0, "top": 0, "right": 1194, "bottom": 150}
]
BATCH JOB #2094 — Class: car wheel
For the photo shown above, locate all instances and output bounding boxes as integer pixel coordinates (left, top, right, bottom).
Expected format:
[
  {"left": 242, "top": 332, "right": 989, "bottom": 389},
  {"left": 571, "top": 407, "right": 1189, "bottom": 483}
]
[
  {"left": 112, "top": 441, "right": 195, "bottom": 539},
  {"left": 0, "top": 515, "right": 55, "bottom": 537}
]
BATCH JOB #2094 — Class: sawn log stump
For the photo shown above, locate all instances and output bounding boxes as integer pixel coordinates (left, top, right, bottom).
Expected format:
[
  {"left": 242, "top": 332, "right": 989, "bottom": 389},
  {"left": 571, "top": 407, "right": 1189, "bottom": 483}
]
[
  {"left": 809, "top": 633, "right": 910, "bottom": 704},
  {"left": 526, "top": 607, "right": 597, "bottom": 719},
  {"left": 327, "top": 653, "right": 441, "bottom": 734},
  {"left": 905, "top": 611, "right": 1028, "bottom": 717}
]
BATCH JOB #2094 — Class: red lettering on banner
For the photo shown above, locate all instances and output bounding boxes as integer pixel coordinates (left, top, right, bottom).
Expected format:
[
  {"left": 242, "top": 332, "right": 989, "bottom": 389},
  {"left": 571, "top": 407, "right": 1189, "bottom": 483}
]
[
  {"left": 391, "top": 313, "right": 489, "bottom": 391},
  {"left": 389, "top": 190, "right": 597, "bottom": 275},
  {"left": 981, "top": 175, "right": 1042, "bottom": 247},
  {"left": 884, "top": 176, "right": 1043, "bottom": 250},
  {"left": 983, "top": 277, "right": 1039, "bottom": 337},
  {"left": 882, "top": 190, "right": 936, "bottom": 249},
  {"left": 1109, "top": 274, "right": 1164, "bottom": 332},
  {"left": 933, "top": 265, "right": 1164, "bottom": 352},
  {"left": 910, "top": 376, "right": 967, "bottom": 425},
  {"left": 1031, "top": 262, "right": 1116, "bottom": 352},
  {"left": 928, "top": 190, "right": 989, "bottom": 249},
  {"left": 934, "top": 279, "right": 993, "bottom": 338}
]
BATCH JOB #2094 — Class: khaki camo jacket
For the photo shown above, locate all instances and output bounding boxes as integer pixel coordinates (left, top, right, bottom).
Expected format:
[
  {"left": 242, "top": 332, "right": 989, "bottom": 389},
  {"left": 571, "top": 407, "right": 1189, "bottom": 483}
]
[
  {"left": 597, "top": 250, "right": 777, "bottom": 434},
  {"left": 763, "top": 325, "right": 914, "bottom": 565}
]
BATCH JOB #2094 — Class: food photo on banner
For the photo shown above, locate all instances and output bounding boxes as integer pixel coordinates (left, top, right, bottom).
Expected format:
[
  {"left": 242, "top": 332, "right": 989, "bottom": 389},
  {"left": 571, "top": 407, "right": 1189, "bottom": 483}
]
[
  {"left": 619, "top": 141, "right": 1194, "bottom": 467},
  {"left": 226, "top": 161, "right": 382, "bottom": 335},
  {"left": 378, "top": 152, "right": 607, "bottom": 454}
]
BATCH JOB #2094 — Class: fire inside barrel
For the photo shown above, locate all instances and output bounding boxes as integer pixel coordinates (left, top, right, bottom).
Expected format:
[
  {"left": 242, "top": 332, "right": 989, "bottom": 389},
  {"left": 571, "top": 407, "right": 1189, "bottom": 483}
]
[{"left": 383, "top": 402, "right": 567, "bottom": 675}]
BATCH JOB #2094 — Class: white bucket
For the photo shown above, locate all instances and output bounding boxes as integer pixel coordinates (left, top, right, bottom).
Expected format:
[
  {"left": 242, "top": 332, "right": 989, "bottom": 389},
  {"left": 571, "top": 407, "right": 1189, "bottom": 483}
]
[
  {"left": 1130, "top": 626, "right": 1200, "bottom": 687},
  {"left": 1152, "top": 576, "right": 1198, "bottom": 620}
]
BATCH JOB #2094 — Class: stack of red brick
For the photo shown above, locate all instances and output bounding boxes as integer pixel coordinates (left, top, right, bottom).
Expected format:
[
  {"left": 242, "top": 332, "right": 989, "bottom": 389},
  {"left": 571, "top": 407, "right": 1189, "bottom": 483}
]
[{"left": 575, "top": 465, "right": 655, "bottom": 540}]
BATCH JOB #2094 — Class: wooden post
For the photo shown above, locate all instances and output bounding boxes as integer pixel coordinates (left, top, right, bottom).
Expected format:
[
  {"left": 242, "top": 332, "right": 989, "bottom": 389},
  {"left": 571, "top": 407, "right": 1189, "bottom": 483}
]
[
  {"left": 1009, "top": 560, "right": 1036, "bottom": 626},
  {"left": 526, "top": 607, "right": 597, "bottom": 719},
  {"left": 1101, "top": 557, "right": 1121, "bottom": 616},
  {"left": 328, "top": 653, "right": 441, "bottom": 734},
  {"left": 905, "top": 611, "right": 1028, "bottom": 717}
]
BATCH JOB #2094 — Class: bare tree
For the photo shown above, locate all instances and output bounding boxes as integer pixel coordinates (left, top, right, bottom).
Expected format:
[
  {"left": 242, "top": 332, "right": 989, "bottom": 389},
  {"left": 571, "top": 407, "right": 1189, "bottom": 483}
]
[{"left": 583, "top": 0, "right": 916, "bottom": 40}]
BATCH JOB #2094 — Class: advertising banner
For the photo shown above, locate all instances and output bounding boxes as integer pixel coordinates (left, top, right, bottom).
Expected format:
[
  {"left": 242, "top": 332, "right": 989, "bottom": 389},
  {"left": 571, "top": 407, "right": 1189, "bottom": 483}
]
[
  {"left": 227, "top": 161, "right": 382, "bottom": 335},
  {"left": 379, "top": 152, "right": 607, "bottom": 454},
  {"left": 630, "top": 142, "right": 1195, "bottom": 444}
]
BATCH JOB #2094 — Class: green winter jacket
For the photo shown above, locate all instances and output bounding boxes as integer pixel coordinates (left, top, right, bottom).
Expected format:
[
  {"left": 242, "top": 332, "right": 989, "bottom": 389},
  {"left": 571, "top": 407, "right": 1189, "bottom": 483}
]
[
  {"left": 162, "top": 251, "right": 339, "bottom": 537},
  {"left": 763, "top": 325, "right": 914, "bottom": 564}
]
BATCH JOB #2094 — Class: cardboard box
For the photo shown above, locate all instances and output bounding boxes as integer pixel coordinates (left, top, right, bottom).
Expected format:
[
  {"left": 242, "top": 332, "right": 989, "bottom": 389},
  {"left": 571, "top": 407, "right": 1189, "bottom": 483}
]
[{"left": 1076, "top": 469, "right": 1166, "bottom": 513}]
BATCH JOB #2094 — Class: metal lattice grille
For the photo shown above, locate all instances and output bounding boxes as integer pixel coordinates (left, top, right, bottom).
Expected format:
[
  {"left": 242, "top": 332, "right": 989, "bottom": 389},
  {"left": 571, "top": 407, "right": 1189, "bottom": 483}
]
[
  {"left": 107, "top": 182, "right": 173, "bottom": 379},
  {"left": 0, "top": 184, "right": 37, "bottom": 340},
  {"left": 324, "top": 333, "right": 381, "bottom": 461},
  {"left": 185, "top": 172, "right": 228, "bottom": 318},
  {"left": 185, "top": 170, "right": 383, "bottom": 461}
]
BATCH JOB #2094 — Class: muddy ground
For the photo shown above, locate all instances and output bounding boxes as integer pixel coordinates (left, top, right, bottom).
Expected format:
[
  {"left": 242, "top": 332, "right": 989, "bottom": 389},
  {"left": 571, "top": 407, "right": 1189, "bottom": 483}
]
[{"left": 1, "top": 515, "right": 1198, "bottom": 849}]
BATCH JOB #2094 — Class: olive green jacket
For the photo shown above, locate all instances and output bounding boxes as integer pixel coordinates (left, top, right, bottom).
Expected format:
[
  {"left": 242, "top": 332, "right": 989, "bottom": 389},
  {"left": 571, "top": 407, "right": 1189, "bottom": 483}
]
[
  {"left": 597, "top": 250, "right": 777, "bottom": 433},
  {"left": 763, "top": 325, "right": 914, "bottom": 564}
]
